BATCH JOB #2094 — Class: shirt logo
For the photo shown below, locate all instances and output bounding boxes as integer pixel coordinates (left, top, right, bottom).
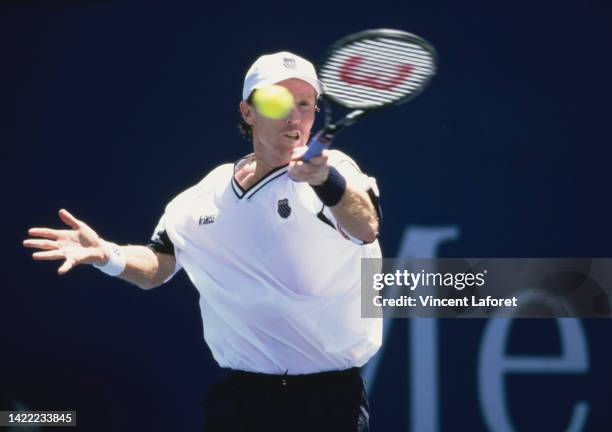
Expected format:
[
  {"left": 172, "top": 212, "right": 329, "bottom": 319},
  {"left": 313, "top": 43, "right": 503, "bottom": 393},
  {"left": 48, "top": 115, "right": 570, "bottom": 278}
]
[
  {"left": 283, "top": 57, "right": 297, "bottom": 69},
  {"left": 198, "top": 215, "right": 216, "bottom": 225},
  {"left": 277, "top": 199, "right": 291, "bottom": 219}
]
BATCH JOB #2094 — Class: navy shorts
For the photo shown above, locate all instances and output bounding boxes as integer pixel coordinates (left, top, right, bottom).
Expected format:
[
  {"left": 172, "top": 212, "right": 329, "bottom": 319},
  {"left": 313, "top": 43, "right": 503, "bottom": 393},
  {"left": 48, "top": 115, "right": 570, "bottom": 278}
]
[{"left": 203, "top": 367, "right": 369, "bottom": 431}]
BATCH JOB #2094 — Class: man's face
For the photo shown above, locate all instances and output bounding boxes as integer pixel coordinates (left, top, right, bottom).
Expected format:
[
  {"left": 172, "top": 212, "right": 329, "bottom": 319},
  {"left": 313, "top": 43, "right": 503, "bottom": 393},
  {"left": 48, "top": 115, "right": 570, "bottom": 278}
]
[{"left": 241, "top": 78, "right": 317, "bottom": 167}]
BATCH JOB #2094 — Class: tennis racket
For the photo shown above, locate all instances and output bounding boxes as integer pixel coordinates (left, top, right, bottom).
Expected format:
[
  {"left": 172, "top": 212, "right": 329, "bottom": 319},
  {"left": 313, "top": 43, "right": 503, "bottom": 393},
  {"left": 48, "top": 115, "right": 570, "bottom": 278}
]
[{"left": 302, "top": 29, "right": 438, "bottom": 161}]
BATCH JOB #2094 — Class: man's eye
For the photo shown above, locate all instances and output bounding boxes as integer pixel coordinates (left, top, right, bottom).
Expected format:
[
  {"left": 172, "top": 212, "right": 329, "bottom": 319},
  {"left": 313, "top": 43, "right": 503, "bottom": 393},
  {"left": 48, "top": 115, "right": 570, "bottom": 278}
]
[{"left": 298, "top": 100, "right": 312, "bottom": 106}]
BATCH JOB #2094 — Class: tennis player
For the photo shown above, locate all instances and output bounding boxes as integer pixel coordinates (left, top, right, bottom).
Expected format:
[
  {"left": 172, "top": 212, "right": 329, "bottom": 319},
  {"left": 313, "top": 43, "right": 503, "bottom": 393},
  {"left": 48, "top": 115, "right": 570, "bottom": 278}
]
[{"left": 24, "top": 51, "right": 382, "bottom": 431}]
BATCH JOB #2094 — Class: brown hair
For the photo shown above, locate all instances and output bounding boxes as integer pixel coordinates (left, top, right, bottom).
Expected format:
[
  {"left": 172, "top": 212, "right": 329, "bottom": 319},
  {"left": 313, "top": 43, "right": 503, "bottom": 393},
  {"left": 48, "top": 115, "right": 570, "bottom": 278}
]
[{"left": 238, "top": 93, "right": 255, "bottom": 141}]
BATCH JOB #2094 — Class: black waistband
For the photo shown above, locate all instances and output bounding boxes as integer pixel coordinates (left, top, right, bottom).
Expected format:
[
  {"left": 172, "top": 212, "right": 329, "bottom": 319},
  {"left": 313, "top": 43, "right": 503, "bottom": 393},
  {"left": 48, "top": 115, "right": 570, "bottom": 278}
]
[{"left": 226, "top": 367, "right": 361, "bottom": 388}]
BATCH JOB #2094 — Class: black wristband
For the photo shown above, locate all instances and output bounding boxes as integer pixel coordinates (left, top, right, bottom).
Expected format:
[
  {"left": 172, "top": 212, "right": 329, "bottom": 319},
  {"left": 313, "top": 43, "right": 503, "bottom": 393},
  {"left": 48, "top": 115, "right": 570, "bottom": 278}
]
[{"left": 311, "top": 166, "right": 347, "bottom": 207}]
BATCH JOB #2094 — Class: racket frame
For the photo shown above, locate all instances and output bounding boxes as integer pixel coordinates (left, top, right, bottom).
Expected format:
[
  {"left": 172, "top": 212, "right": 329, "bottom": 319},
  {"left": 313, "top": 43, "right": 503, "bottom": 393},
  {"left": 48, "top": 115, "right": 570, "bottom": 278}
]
[{"left": 303, "top": 28, "right": 438, "bottom": 161}]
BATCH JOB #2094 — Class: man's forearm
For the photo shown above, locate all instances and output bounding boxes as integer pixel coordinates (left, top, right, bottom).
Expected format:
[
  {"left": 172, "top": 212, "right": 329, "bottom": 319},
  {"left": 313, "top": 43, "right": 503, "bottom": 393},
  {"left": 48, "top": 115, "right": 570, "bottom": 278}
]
[
  {"left": 113, "top": 245, "right": 174, "bottom": 290},
  {"left": 329, "top": 186, "right": 379, "bottom": 243}
]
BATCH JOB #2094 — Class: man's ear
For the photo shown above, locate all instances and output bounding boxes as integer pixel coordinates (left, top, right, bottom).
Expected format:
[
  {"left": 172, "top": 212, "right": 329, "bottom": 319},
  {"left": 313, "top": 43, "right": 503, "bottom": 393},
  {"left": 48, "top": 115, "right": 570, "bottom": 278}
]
[{"left": 239, "top": 100, "right": 254, "bottom": 126}]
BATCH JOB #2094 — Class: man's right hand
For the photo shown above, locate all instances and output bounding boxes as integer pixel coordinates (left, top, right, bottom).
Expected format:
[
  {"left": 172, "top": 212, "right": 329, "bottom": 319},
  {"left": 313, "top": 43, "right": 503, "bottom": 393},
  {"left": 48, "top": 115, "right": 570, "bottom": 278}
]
[{"left": 23, "top": 209, "right": 108, "bottom": 275}]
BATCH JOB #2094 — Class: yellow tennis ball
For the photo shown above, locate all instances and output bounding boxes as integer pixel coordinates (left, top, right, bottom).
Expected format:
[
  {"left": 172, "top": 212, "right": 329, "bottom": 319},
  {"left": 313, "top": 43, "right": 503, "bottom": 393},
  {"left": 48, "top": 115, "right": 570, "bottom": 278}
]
[{"left": 252, "top": 85, "right": 294, "bottom": 119}]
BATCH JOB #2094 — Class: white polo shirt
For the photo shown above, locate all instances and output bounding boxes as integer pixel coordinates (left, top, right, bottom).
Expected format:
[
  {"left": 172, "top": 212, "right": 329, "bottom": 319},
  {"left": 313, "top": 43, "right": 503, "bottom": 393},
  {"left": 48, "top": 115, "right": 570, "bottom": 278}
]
[{"left": 149, "top": 150, "right": 382, "bottom": 375}]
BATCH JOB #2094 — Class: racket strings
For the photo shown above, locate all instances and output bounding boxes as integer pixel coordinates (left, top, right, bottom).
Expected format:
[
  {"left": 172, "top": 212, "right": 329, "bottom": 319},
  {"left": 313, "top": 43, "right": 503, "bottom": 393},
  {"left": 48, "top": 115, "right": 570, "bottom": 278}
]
[{"left": 320, "top": 36, "right": 436, "bottom": 108}]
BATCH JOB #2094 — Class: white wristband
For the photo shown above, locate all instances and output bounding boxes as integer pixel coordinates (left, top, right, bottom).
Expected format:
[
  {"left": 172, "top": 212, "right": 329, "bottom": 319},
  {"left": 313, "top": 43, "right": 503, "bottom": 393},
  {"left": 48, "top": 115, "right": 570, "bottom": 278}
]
[{"left": 93, "top": 240, "right": 126, "bottom": 276}]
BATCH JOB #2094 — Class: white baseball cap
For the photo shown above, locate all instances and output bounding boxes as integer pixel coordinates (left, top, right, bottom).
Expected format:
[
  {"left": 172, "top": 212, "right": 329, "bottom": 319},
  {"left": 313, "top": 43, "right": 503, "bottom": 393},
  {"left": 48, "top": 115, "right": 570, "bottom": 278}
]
[{"left": 242, "top": 51, "right": 324, "bottom": 101}]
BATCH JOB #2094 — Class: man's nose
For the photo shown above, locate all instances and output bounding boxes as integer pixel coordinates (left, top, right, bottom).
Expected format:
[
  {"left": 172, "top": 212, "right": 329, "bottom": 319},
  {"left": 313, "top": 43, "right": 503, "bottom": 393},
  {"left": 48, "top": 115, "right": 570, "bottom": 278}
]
[{"left": 285, "top": 105, "right": 300, "bottom": 123}]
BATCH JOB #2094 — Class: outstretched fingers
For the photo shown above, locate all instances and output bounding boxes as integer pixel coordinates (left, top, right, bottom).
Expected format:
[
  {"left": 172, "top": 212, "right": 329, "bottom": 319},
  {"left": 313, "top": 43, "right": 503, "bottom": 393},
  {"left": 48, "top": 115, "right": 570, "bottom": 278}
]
[
  {"left": 57, "top": 259, "right": 74, "bottom": 275},
  {"left": 28, "top": 227, "right": 63, "bottom": 240},
  {"left": 23, "top": 239, "right": 58, "bottom": 251},
  {"left": 32, "top": 250, "right": 65, "bottom": 261},
  {"left": 59, "top": 209, "right": 82, "bottom": 230}
]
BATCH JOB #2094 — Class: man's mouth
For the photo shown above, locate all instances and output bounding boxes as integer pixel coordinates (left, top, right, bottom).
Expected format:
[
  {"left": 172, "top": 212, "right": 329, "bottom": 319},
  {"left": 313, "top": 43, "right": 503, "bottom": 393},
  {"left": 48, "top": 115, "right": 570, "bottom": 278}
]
[{"left": 283, "top": 131, "right": 300, "bottom": 140}]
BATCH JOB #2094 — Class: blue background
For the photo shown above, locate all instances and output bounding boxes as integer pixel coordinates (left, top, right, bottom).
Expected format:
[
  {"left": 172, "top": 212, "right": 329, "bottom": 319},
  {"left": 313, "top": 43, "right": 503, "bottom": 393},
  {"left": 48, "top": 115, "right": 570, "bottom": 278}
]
[{"left": 2, "top": 2, "right": 611, "bottom": 431}]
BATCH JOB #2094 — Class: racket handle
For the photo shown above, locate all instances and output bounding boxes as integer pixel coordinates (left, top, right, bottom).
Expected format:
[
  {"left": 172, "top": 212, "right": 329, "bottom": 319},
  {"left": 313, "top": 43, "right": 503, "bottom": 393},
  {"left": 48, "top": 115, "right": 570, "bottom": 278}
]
[
  {"left": 302, "top": 131, "right": 333, "bottom": 162},
  {"left": 302, "top": 110, "right": 365, "bottom": 162}
]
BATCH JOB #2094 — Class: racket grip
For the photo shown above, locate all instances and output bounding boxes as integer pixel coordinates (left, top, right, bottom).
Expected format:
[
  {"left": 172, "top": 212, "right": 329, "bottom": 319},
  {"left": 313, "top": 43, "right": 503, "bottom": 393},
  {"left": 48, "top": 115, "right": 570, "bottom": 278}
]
[{"left": 302, "top": 132, "right": 332, "bottom": 162}]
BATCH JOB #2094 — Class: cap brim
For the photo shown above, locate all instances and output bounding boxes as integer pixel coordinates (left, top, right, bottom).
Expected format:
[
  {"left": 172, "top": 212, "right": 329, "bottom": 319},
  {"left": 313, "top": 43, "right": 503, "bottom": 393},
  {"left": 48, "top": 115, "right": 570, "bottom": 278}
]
[{"left": 245, "top": 75, "right": 324, "bottom": 100}]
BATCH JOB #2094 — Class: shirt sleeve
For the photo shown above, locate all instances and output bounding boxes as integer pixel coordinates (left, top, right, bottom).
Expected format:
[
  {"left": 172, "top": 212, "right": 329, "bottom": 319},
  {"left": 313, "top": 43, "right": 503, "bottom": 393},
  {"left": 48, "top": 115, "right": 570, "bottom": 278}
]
[
  {"left": 147, "top": 213, "right": 183, "bottom": 280},
  {"left": 147, "top": 213, "right": 175, "bottom": 255},
  {"left": 317, "top": 150, "right": 382, "bottom": 245}
]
